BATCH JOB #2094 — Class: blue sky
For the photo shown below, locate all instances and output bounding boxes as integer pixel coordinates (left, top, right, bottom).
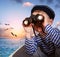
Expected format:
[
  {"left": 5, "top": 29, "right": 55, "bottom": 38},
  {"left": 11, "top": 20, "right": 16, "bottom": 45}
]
[
  {"left": 0, "top": 0, "right": 60, "bottom": 38},
  {"left": 0, "top": 0, "right": 60, "bottom": 26}
]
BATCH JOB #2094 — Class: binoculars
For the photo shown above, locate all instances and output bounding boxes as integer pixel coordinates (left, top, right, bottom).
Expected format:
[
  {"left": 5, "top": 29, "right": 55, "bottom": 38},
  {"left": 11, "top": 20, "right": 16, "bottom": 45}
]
[{"left": 22, "top": 14, "right": 44, "bottom": 27}]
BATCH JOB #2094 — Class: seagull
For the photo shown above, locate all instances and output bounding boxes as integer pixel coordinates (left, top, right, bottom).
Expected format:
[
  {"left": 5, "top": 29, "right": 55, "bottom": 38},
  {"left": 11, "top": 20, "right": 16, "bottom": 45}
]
[
  {"left": 11, "top": 32, "right": 14, "bottom": 36},
  {"left": 11, "top": 32, "right": 17, "bottom": 37},
  {"left": 5, "top": 24, "right": 10, "bottom": 25}
]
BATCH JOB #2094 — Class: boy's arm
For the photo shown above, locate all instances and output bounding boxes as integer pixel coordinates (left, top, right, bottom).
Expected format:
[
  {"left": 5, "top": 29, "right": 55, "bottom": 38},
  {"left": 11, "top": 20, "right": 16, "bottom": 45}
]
[
  {"left": 25, "top": 37, "right": 37, "bottom": 55},
  {"left": 45, "top": 24, "right": 60, "bottom": 47}
]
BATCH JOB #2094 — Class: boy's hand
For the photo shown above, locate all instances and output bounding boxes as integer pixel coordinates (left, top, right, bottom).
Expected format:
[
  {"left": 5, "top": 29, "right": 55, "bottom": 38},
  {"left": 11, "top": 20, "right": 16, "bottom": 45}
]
[{"left": 23, "top": 25, "right": 34, "bottom": 39}]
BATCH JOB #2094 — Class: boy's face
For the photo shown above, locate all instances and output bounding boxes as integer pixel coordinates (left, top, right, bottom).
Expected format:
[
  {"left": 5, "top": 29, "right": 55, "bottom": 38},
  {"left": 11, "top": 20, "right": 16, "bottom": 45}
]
[{"left": 32, "top": 10, "right": 54, "bottom": 32}]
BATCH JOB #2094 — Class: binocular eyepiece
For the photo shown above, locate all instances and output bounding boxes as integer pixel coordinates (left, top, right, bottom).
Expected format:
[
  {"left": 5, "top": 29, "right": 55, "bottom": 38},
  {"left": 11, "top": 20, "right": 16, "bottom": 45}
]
[{"left": 22, "top": 14, "right": 44, "bottom": 27}]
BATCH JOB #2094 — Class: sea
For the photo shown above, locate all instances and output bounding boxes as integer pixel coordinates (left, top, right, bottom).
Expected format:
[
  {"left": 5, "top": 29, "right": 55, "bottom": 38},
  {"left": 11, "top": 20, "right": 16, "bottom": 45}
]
[{"left": 0, "top": 38, "right": 25, "bottom": 57}]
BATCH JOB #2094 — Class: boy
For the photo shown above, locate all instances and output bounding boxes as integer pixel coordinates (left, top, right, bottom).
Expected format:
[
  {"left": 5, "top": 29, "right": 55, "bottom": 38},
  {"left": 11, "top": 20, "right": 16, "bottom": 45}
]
[{"left": 24, "top": 5, "right": 60, "bottom": 57}]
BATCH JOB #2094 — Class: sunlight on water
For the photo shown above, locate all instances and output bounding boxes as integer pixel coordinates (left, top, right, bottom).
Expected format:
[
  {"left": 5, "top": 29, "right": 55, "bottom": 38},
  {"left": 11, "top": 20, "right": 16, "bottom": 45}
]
[{"left": 0, "top": 38, "right": 25, "bottom": 57}]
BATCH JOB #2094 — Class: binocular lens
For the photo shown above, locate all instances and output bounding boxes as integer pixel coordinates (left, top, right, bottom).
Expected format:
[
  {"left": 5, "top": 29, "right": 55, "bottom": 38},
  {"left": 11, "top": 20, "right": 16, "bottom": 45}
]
[
  {"left": 23, "top": 14, "right": 44, "bottom": 27},
  {"left": 24, "top": 20, "right": 28, "bottom": 25},
  {"left": 23, "top": 18, "right": 30, "bottom": 27},
  {"left": 38, "top": 15, "right": 43, "bottom": 20},
  {"left": 23, "top": 20, "right": 29, "bottom": 27}
]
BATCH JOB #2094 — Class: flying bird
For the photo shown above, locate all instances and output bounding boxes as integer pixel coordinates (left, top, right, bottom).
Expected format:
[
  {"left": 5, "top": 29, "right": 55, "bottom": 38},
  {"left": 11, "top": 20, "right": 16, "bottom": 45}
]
[
  {"left": 11, "top": 32, "right": 14, "bottom": 36},
  {"left": 4, "top": 27, "right": 14, "bottom": 31},
  {"left": 11, "top": 32, "right": 17, "bottom": 37},
  {"left": 15, "top": 34, "right": 17, "bottom": 37},
  {"left": 5, "top": 24, "right": 10, "bottom": 25},
  {"left": 4, "top": 28, "right": 9, "bottom": 31}
]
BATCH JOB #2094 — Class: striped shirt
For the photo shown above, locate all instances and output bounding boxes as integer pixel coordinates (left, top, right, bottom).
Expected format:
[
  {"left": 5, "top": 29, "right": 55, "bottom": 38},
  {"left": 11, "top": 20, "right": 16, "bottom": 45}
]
[{"left": 25, "top": 24, "right": 60, "bottom": 55}]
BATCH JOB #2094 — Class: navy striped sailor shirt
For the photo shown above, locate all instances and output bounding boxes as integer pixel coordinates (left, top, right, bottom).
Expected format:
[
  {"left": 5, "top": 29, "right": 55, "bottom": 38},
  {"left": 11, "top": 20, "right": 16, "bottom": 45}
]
[{"left": 25, "top": 24, "right": 60, "bottom": 55}]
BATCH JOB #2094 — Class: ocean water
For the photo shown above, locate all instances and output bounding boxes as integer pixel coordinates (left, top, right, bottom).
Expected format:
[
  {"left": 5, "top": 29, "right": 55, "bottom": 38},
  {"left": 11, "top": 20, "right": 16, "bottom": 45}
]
[{"left": 0, "top": 38, "right": 25, "bottom": 57}]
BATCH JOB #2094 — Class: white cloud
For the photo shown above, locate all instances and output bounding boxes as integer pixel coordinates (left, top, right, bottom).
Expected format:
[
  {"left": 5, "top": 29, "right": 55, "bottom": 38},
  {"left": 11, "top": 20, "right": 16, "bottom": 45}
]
[
  {"left": 23, "top": 2, "right": 34, "bottom": 7},
  {"left": 56, "top": 22, "right": 60, "bottom": 26}
]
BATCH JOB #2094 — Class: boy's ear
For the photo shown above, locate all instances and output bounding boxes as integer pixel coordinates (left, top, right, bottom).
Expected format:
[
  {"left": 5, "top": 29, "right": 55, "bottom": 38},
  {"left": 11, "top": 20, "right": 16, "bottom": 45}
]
[{"left": 49, "top": 19, "right": 54, "bottom": 24}]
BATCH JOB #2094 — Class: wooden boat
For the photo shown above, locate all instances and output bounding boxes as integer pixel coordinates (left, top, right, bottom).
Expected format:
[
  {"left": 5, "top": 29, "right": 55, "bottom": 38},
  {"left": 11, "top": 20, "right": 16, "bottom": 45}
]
[
  {"left": 9, "top": 45, "right": 60, "bottom": 57},
  {"left": 9, "top": 45, "right": 30, "bottom": 57}
]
